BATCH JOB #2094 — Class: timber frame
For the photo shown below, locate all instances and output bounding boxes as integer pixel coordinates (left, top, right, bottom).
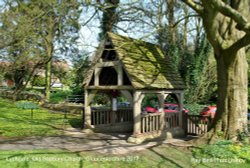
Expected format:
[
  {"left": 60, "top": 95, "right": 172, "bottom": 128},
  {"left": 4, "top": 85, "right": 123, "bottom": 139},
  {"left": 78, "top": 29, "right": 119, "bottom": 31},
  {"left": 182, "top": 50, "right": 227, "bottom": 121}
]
[{"left": 83, "top": 32, "right": 186, "bottom": 143}]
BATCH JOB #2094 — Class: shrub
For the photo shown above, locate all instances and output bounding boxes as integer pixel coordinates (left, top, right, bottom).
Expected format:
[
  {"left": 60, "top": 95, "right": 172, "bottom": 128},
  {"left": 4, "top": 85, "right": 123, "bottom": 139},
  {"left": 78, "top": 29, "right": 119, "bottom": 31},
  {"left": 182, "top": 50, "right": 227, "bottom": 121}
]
[
  {"left": 49, "top": 90, "right": 72, "bottom": 104},
  {"left": 185, "top": 103, "right": 206, "bottom": 115},
  {"left": 192, "top": 140, "right": 250, "bottom": 163},
  {"left": 31, "top": 76, "right": 45, "bottom": 87},
  {"left": 70, "top": 86, "right": 84, "bottom": 95}
]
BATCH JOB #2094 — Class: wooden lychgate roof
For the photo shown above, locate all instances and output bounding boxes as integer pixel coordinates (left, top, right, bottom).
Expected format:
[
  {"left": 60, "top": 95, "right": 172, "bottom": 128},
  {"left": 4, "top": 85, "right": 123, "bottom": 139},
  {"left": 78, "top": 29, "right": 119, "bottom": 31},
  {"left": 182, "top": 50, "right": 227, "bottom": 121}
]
[{"left": 83, "top": 32, "right": 185, "bottom": 90}]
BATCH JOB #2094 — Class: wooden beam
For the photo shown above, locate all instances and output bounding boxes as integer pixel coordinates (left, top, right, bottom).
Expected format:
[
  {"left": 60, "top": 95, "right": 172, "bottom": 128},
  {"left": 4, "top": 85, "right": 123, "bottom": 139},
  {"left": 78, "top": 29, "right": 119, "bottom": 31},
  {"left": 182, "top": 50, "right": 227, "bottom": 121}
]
[
  {"left": 84, "top": 90, "right": 92, "bottom": 128},
  {"left": 94, "top": 67, "right": 101, "bottom": 86},
  {"left": 116, "top": 64, "right": 123, "bottom": 85},
  {"left": 96, "top": 61, "right": 120, "bottom": 68},
  {"left": 133, "top": 91, "right": 144, "bottom": 135},
  {"left": 85, "top": 85, "right": 134, "bottom": 90},
  {"left": 121, "top": 90, "right": 133, "bottom": 104},
  {"left": 140, "top": 90, "right": 184, "bottom": 94},
  {"left": 176, "top": 92, "right": 184, "bottom": 128}
]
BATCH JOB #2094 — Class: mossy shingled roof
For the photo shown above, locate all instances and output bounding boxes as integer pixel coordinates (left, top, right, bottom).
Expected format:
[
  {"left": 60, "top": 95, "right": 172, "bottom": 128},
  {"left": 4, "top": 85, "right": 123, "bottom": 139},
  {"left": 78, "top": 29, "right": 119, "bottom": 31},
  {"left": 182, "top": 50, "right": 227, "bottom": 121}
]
[{"left": 108, "top": 32, "right": 185, "bottom": 89}]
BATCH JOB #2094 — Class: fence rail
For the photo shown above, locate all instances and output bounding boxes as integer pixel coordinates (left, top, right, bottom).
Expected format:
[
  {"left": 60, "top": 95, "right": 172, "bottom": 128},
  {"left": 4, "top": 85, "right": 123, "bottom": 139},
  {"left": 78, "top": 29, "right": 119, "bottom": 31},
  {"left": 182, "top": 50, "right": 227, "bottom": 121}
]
[
  {"left": 91, "top": 109, "right": 133, "bottom": 126},
  {"left": 141, "top": 113, "right": 162, "bottom": 134},
  {"left": 185, "top": 114, "right": 212, "bottom": 135},
  {"left": 165, "top": 112, "right": 180, "bottom": 129},
  {"left": 90, "top": 108, "right": 213, "bottom": 136}
]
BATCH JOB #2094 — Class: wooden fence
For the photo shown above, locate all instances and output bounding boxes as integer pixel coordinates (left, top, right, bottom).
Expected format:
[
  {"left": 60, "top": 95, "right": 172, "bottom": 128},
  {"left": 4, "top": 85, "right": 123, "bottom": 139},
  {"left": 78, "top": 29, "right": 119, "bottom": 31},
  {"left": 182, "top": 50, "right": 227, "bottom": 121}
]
[
  {"left": 184, "top": 114, "right": 212, "bottom": 135},
  {"left": 91, "top": 109, "right": 133, "bottom": 126},
  {"left": 140, "top": 112, "right": 212, "bottom": 135},
  {"left": 165, "top": 112, "right": 180, "bottom": 129},
  {"left": 140, "top": 112, "right": 182, "bottom": 134},
  {"left": 141, "top": 113, "right": 162, "bottom": 134},
  {"left": 90, "top": 109, "right": 213, "bottom": 136}
]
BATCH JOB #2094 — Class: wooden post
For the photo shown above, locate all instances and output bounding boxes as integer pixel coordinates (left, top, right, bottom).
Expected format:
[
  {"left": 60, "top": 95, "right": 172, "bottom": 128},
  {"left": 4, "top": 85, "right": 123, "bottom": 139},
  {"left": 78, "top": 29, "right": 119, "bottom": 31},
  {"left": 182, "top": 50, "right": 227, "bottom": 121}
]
[
  {"left": 120, "top": 90, "right": 133, "bottom": 105},
  {"left": 182, "top": 112, "right": 188, "bottom": 135},
  {"left": 133, "top": 91, "right": 144, "bottom": 135},
  {"left": 157, "top": 93, "right": 167, "bottom": 130},
  {"left": 111, "top": 97, "right": 117, "bottom": 124},
  {"left": 94, "top": 67, "right": 101, "bottom": 86},
  {"left": 116, "top": 64, "right": 123, "bottom": 86},
  {"left": 84, "top": 90, "right": 91, "bottom": 128},
  {"left": 177, "top": 92, "right": 184, "bottom": 128}
]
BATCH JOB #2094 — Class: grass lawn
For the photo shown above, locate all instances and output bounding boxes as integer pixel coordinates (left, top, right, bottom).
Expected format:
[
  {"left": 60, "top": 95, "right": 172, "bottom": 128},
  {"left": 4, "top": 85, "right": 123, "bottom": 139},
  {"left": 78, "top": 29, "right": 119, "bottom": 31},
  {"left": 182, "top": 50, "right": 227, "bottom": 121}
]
[
  {"left": 0, "top": 98, "right": 81, "bottom": 137},
  {"left": 0, "top": 146, "right": 249, "bottom": 168},
  {"left": 0, "top": 98, "right": 250, "bottom": 168}
]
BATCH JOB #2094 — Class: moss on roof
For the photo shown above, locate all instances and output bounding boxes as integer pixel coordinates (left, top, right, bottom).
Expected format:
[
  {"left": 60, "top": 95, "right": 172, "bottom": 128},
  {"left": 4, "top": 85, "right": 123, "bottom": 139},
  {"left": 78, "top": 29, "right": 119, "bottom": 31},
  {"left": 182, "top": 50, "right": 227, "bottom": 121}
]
[
  {"left": 83, "top": 33, "right": 185, "bottom": 90},
  {"left": 107, "top": 32, "right": 185, "bottom": 89}
]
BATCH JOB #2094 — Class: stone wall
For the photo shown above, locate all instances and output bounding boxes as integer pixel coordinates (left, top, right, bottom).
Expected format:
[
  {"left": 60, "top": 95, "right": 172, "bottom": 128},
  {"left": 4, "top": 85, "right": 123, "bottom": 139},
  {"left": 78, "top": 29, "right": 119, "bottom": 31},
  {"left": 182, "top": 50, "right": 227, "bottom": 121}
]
[
  {"left": 0, "top": 90, "right": 43, "bottom": 101},
  {"left": 42, "top": 103, "right": 84, "bottom": 114}
]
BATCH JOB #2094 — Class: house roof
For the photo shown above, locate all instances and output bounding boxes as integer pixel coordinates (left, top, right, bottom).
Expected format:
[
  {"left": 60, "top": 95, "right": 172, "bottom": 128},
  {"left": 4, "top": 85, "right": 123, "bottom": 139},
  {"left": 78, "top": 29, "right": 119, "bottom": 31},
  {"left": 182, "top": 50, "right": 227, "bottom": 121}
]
[{"left": 84, "top": 32, "right": 185, "bottom": 90}]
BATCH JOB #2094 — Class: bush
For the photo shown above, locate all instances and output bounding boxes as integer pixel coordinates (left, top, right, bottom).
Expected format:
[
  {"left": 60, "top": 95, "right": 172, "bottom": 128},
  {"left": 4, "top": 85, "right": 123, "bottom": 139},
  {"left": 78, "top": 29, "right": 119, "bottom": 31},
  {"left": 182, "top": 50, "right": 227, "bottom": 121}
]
[
  {"left": 192, "top": 140, "right": 250, "bottom": 163},
  {"left": 31, "top": 76, "right": 45, "bottom": 87},
  {"left": 185, "top": 103, "right": 206, "bottom": 115},
  {"left": 49, "top": 90, "right": 72, "bottom": 104},
  {"left": 71, "top": 86, "right": 84, "bottom": 95}
]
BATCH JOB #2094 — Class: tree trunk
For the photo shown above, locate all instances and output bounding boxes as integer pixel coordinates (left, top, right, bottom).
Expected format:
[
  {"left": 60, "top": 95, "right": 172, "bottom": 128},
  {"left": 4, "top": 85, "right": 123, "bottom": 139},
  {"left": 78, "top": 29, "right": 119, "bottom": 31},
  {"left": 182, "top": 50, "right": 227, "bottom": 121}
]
[
  {"left": 211, "top": 48, "right": 248, "bottom": 141},
  {"left": 98, "top": 0, "right": 119, "bottom": 39},
  {"left": 167, "top": 0, "right": 176, "bottom": 44},
  {"left": 45, "top": 58, "right": 52, "bottom": 101},
  {"left": 183, "top": 5, "right": 188, "bottom": 51},
  {"left": 183, "top": 0, "right": 250, "bottom": 144},
  {"left": 44, "top": 16, "right": 55, "bottom": 101}
]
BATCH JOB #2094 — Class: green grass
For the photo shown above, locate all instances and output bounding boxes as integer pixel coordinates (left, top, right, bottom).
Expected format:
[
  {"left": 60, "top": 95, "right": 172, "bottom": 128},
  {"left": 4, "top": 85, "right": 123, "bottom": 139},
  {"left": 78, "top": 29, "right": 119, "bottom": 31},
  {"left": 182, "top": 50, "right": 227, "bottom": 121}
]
[
  {"left": 0, "top": 145, "right": 249, "bottom": 168},
  {"left": 0, "top": 98, "right": 81, "bottom": 137},
  {"left": 0, "top": 98, "right": 250, "bottom": 168}
]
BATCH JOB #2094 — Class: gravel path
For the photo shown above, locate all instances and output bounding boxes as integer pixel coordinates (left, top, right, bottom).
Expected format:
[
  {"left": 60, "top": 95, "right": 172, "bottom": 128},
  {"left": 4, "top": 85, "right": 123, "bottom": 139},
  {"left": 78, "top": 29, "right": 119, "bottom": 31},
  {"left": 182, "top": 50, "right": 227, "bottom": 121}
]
[{"left": 0, "top": 129, "right": 191, "bottom": 154}]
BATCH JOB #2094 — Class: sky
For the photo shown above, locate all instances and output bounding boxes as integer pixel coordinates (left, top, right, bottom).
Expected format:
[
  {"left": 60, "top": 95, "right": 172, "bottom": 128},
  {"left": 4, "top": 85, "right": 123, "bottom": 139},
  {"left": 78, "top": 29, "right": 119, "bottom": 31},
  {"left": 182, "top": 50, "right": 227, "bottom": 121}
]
[
  {"left": 77, "top": 0, "right": 199, "bottom": 59},
  {"left": 0, "top": 0, "right": 199, "bottom": 63},
  {"left": 77, "top": 0, "right": 159, "bottom": 57}
]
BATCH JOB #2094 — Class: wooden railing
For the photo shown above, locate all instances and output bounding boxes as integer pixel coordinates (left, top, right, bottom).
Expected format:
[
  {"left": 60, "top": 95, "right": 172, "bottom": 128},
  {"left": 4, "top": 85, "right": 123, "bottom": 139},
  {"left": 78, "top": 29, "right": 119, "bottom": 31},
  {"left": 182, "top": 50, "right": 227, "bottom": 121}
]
[
  {"left": 115, "top": 109, "right": 133, "bottom": 123},
  {"left": 185, "top": 114, "right": 212, "bottom": 135},
  {"left": 165, "top": 112, "right": 180, "bottom": 129},
  {"left": 91, "top": 109, "right": 111, "bottom": 125},
  {"left": 91, "top": 109, "right": 133, "bottom": 126},
  {"left": 90, "top": 108, "right": 214, "bottom": 136},
  {"left": 141, "top": 113, "right": 162, "bottom": 134}
]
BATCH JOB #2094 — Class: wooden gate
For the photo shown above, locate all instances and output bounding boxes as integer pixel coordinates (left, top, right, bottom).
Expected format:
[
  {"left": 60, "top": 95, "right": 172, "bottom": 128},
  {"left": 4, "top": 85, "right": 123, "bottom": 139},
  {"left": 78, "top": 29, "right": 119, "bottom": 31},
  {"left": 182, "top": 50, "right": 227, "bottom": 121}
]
[{"left": 184, "top": 114, "right": 212, "bottom": 135}]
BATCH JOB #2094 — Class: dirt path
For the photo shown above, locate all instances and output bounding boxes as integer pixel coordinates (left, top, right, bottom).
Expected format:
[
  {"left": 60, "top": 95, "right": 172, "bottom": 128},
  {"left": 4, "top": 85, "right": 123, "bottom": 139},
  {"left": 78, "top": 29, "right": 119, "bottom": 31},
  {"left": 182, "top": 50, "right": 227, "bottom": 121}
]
[{"left": 0, "top": 129, "right": 192, "bottom": 154}]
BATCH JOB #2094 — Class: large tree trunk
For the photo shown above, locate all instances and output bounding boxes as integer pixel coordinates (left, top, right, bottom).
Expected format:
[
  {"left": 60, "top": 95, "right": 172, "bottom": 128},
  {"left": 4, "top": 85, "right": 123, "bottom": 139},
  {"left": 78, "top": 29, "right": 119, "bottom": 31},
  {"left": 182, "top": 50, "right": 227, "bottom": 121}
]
[
  {"left": 183, "top": 0, "right": 250, "bottom": 144},
  {"left": 212, "top": 48, "right": 248, "bottom": 141},
  {"left": 167, "top": 0, "right": 176, "bottom": 44},
  {"left": 98, "top": 0, "right": 119, "bottom": 39},
  {"left": 44, "top": 16, "right": 55, "bottom": 101},
  {"left": 197, "top": 0, "right": 249, "bottom": 143}
]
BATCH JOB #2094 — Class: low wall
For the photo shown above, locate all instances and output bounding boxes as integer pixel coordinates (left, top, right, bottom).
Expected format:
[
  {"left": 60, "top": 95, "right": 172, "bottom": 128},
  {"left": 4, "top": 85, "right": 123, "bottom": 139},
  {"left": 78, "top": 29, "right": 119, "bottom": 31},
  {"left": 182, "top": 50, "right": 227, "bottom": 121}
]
[
  {"left": 0, "top": 90, "right": 43, "bottom": 101},
  {"left": 42, "top": 103, "right": 84, "bottom": 114},
  {"left": 93, "top": 122, "right": 133, "bottom": 133},
  {"left": 127, "top": 127, "right": 185, "bottom": 144}
]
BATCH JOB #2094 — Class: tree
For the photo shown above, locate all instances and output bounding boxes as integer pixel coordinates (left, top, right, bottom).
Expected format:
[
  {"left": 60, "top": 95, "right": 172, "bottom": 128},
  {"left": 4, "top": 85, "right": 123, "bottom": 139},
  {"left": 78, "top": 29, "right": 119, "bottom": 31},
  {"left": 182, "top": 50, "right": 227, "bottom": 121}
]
[
  {"left": 182, "top": 0, "right": 250, "bottom": 141},
  {"left": 0, "top": 1, "right": 46, "bottom": 97},
  {"left": 97, "top": 0, "right": 120, "bottom": 39},
  {"left": 0, "top": 0, "right": 81, "bottom": 100},
  {"left": 33, "top": 0, "right": 80, "bottom": 101},
  {"left": 70, "top": 52, "right": 90, "bottom": 94}
]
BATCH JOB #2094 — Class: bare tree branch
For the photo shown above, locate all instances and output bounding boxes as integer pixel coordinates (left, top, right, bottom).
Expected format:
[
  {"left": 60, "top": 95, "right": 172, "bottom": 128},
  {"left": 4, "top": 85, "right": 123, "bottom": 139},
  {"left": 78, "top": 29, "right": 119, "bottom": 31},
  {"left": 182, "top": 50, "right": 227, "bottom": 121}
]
[{"left": 173, "top": 13, "right": 199, "bottom": 28}]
